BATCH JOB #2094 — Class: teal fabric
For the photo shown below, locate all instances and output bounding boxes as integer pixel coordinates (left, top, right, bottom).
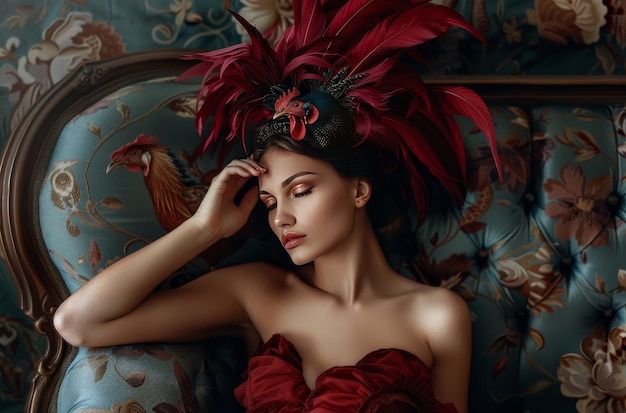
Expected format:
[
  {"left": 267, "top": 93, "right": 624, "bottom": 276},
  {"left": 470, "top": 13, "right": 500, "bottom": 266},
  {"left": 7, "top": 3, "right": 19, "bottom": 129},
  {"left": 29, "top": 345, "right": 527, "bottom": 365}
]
[
  {"left": 37, "top": 76, "right": 279, "bottom": 412},
  {"left": 1, "top": 2, "right": 248, "bottom": 410},
  {"left": 34, "top": 74, "right": 626, "bottom": 411},
  {"left": 415, "top": 103, "right": 626, "bottom": 412},
  {"left": 0, "top": 0, "right": 245, "bottom": 148},
  {"left": 2, "top": 1, "right": 626, "bottom": 412},
  {"left": 58, "top": 338, "right": 248, "bottom": 413}
]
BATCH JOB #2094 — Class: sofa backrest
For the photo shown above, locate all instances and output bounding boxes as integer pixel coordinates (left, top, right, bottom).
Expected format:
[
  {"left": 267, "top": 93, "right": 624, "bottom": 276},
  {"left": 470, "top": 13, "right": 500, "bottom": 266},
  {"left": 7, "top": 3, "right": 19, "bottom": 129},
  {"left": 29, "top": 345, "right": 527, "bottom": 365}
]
[{"left": 1, "top": 50, "right": 626, "bottom": 412}]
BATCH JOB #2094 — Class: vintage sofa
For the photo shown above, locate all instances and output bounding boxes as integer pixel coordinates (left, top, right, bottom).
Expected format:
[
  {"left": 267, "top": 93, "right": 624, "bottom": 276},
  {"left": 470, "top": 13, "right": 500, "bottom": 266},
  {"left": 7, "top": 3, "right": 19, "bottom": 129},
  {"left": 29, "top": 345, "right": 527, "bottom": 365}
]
[
  {"left": 2, "top": 1, "right": 626, "bottom": 413},
  {"left": 1, "top": 48, "right": 626, "bottom": 413}
]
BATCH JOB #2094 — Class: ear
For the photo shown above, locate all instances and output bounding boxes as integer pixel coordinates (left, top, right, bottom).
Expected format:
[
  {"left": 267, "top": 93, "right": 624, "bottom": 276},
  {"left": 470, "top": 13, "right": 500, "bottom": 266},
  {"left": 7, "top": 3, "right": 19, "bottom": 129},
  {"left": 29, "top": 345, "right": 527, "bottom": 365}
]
[{"left": 354, "top": 178, "right": 372, "bottom": 208}]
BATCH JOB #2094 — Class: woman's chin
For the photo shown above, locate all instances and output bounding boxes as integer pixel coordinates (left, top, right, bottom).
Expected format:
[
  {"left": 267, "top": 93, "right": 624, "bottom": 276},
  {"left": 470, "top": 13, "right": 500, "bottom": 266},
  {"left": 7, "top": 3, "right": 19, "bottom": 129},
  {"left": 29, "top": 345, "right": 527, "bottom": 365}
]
[{"left": 286, "top": 251, "right": 313, "bottom": 267}]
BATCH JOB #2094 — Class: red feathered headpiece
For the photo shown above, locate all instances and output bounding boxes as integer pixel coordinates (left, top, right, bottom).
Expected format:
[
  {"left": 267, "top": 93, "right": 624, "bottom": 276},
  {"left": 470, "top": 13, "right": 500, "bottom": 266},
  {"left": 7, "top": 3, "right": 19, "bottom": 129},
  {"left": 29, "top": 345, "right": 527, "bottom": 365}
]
[{"left": 178, "top": 0, "right": 501, "bottom": 223}]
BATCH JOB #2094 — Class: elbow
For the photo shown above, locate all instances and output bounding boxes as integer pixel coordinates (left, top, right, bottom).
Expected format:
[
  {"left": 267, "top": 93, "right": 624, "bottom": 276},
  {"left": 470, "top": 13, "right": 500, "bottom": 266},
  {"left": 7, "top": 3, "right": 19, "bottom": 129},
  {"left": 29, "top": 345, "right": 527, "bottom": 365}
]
[{"left": 53, "top": 303, "right": 90, "bottom": 347}]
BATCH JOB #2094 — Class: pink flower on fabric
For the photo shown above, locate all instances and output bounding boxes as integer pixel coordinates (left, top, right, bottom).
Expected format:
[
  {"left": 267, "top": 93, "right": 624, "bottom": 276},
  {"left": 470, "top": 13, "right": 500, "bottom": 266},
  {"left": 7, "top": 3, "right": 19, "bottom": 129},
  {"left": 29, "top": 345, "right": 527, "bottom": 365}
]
[
  {"left": 543, "top": 164, "right": 612, "bottom": 247},
  {"left": 558, "top": 326, "right": 626, "bottom": 412}
]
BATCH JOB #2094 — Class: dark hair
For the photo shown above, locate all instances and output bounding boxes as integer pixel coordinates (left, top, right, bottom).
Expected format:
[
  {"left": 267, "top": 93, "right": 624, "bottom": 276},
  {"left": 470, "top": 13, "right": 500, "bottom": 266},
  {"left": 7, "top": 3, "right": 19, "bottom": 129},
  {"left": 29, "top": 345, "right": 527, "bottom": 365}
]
[{"left": 251, "top": 134, "right": 414, "bottom": 271}]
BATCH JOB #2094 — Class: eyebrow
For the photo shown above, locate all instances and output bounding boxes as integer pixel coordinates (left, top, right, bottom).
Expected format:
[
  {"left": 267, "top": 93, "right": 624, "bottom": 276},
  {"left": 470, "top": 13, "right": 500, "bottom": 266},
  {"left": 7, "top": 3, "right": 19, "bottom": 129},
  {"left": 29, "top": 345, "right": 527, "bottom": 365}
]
[
  {"left": 259, "top": 171, "right": 318, "bottom": 194},
  {"left": 282, "top": 171, "right": 317, "bottom": 188}
]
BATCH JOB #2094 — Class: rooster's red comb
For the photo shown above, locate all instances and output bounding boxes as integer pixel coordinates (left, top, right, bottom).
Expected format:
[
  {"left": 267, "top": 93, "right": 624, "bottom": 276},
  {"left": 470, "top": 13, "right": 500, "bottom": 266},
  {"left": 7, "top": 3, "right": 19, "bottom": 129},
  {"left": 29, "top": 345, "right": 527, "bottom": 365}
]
[
  {"left": 274, "top": 88, "right": 301, "bottom": 111},
  {"left": 110, "top": 134, "right": 159, "bottom": 161}
]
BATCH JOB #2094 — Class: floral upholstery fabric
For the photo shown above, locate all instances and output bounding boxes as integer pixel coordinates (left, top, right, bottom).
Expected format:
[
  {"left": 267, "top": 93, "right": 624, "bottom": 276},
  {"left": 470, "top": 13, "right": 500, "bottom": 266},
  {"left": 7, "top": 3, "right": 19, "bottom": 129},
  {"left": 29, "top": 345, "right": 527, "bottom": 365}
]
[
  {"left": 425, "top": 0, "right": 626, "bottom": 75},
  {"left": 2, "top": 1, "right": 626, "bottom": 413},
  {"left": 43, "top": 77, "right": 263, "bottom": 412},
  {"left": 419, "top": 104, "right": 626, "bottom": 412},
  {"left": 25, "top": 74, "right": 626, "bottom": 412}
]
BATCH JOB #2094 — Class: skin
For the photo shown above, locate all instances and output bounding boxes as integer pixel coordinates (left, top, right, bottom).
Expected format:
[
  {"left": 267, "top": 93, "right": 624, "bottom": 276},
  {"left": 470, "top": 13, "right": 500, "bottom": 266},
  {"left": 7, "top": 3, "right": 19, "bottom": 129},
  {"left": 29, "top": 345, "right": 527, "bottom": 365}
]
[{"left": 54, "top": 147, "right": 471, "bottom": 412}]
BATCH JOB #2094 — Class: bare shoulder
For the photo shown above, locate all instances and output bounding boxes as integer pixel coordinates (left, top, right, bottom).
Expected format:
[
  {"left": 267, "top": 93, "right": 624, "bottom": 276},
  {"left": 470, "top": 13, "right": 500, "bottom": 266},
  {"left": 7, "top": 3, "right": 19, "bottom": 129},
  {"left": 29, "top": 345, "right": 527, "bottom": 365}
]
[
  {"left": 404, "top": 283, "right": 471, "bottom": 344},
  {"left": 414, "top": 283, "right": 469, "bottom": 317}
]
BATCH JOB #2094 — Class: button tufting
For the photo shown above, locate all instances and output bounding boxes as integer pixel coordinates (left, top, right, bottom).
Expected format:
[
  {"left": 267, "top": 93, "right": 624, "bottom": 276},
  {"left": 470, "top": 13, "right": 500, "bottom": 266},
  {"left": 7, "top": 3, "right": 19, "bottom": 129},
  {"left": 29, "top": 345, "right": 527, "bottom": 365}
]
[
  {"left": 475, "top": 249, "right": 489, "bottom": 270},
  {"left": 523, "top": 191, "right": 536, "bottom": 213},
  {"left": 559, "top": 256, "right": 573, "bottom": 276}
]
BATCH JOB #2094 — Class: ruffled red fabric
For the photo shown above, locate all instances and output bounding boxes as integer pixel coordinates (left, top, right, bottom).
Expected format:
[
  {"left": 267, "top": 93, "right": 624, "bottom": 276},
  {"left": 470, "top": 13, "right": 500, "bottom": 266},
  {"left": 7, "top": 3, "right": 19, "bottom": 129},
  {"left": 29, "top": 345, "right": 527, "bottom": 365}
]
[{"left": 234, "top": 334, "right": 458, "bottom": 413}]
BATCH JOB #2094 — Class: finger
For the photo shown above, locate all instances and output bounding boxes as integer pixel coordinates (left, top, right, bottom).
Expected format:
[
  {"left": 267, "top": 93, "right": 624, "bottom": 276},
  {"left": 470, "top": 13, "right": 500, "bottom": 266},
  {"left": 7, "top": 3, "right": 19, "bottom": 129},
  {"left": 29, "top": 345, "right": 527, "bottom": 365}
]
[
  {"left": 211, "top": 165, "right": 258, "bottom": 188},
  {"left": 222, "top": 159, "right": 265, "bottom": 179},
  {"left": 230, "top": 158, "right": 267, "bottom": 172}
]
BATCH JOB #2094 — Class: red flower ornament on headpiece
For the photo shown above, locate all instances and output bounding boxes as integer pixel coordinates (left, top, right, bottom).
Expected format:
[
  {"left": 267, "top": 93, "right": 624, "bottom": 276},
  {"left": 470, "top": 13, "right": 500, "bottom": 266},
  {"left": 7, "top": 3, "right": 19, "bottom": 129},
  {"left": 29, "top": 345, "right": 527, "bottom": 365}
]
[{"left": 178, "top": 0, "right": 501, "bottom": 223}]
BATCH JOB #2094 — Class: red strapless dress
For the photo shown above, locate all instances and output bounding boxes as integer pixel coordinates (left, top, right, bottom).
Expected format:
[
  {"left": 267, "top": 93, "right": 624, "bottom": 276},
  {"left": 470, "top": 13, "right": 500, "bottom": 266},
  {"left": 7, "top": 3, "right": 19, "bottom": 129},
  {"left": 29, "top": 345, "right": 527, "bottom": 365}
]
[{"left": 234, "top": 334, "right": 458, "bottom": 412}]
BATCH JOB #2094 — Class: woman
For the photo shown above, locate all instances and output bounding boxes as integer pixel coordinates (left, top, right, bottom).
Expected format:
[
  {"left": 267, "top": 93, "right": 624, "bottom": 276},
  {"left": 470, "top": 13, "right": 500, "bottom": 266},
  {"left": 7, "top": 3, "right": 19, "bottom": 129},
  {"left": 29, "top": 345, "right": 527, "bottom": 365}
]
[{"left": 55, "top": 1, "right": 500, "bottom": 411}]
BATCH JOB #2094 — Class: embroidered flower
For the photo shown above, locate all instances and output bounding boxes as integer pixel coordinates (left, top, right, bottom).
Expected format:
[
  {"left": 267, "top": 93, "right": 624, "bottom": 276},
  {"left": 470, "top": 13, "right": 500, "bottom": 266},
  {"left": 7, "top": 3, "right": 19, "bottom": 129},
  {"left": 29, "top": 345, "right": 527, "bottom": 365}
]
[
  {"left": 0, "top": 36, "right": 19, "bottom": 62},
  {"left": 503, "top": 16, "right": 523, "bottom": 44},
  {"left": 558, "top": 326, "right": 626, "bottom": 412},
  {"left": 76, "top": 400, "right": 146, "bottom": 413},
  {"left": 412, "top": 250, "right": 473, "bottom": 289},
  {"left": 235, "top": 0, "right": 294, "bottom": 46},
  {"left": 0, "top": 12, "right": 125, "bottom": 130},
  {"left": 112, "top": 400, "right": 145, "bottom": 413},
  {"left": 527, "top": 0, "right": 608, "bottom": 45},
  {"left": 543, "top": 164, "right": 612, "bottom": 247},
  {"left": 48, "top": 160, "right": 81, "bottom": 210},
  {"left": 497, "top": 243, "right": 565, "bottom": 315}
]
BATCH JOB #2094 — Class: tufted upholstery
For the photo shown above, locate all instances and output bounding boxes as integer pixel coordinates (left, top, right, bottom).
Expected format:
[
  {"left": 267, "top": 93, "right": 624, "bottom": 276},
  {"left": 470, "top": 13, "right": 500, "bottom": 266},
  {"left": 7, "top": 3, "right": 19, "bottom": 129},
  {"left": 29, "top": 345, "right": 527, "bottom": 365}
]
[
  {"left": 1, "top": 50, "right": 626, "bottom": 413},
  {"left": 418, "top": 82, "right": 626, "bottom": 412}
]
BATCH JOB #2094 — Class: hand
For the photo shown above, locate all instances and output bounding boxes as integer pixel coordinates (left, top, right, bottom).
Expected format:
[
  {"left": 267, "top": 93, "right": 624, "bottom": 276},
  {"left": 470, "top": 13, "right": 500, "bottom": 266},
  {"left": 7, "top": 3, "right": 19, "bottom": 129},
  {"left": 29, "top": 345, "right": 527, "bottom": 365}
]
[{"left": 192, "top": 158, "right": 266, "bottom": 239}]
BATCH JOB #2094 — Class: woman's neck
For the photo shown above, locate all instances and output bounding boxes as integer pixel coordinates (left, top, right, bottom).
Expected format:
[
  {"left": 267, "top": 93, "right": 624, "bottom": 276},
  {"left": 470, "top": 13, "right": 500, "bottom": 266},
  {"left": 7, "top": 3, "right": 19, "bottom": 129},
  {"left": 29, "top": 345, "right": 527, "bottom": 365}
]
[{"left": 306, "top": 220, "right": 396, "bottom": 306}]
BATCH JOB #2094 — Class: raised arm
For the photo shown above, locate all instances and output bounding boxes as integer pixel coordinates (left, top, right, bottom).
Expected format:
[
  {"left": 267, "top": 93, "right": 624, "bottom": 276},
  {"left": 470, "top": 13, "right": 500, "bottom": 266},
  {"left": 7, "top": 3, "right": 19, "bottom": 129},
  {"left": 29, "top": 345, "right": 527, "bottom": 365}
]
[{"left": 54, "top": 158, "right": 267, "bottom": 347}]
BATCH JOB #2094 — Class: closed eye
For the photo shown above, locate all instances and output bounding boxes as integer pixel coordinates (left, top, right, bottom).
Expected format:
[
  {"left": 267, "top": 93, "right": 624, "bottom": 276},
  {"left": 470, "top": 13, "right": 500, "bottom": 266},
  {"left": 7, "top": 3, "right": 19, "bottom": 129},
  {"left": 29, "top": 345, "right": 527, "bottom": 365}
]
[
  {"left": 259, "top": 193, "right": 276, "bottom": 211},
  {"left": 292, "top": 188, "right": 312, "bottom": 198},
  {"left": 262, "top": 188, "right": 312, "bottom": 212},
  {"left": 262, "top": 198, "right": 277, "bottom": 211}
]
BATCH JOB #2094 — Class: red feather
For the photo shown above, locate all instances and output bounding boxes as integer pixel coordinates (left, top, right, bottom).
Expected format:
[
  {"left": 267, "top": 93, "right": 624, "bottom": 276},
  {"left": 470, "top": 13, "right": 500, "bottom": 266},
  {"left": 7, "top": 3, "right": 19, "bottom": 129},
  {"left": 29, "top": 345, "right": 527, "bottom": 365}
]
[
  {"left": 180, "top": 0, "right": 500, "bottom": 223},
  {"left": 326, "top": 0, "right": 410, "bottom": 39},
  {"left": 292, "top": 0, "right": 326, "bottom": 49},
  {"left": 428, "top": 86, "right": 502, "bottom": 178}
]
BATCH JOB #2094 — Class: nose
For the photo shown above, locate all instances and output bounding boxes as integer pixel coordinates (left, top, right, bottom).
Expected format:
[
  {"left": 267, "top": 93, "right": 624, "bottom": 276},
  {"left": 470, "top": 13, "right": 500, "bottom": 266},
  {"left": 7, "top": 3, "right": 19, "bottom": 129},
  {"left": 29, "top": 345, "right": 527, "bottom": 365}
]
[{"left": 273, "top": 203, "right": 295, "bottom": 227}]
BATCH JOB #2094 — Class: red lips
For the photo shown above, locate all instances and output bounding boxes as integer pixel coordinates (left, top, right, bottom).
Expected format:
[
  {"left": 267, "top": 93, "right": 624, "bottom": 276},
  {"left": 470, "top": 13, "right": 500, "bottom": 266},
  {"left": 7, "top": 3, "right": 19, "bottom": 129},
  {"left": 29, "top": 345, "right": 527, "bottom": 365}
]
[{"left": 281, "top": 232, "right": 306, "bottom": 249}]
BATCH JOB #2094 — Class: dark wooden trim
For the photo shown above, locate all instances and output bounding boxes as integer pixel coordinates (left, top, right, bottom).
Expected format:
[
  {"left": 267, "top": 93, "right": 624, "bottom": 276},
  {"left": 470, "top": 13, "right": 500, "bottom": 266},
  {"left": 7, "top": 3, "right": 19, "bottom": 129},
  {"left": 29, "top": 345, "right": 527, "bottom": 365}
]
[
  {"left": 0, "top": 48, "right": 198, "bottom": 413},
  {"left": 424, "top": 75, "right": 626, "bottom": 103}
]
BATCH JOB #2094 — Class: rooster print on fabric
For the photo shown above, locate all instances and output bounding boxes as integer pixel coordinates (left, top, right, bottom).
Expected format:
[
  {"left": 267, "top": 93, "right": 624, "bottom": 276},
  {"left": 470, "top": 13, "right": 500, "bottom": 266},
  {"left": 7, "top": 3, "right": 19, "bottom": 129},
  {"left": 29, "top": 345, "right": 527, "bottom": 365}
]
[
  {"left": 105, "top": 134, "right": 252, "bottom": 269},
  {"left": 106, "top": 134, "right": 212, "bottom": 233},
  {"left": 44, "top": 82, "right": 267, "bottom": 292}
]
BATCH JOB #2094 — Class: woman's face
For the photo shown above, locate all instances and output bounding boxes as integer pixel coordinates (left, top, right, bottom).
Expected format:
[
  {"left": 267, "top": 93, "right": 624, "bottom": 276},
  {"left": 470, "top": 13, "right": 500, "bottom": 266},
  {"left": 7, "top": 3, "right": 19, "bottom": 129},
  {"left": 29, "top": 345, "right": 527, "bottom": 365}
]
[{"left": 258, "top": 148, "right": 360, "bottom": 265}]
